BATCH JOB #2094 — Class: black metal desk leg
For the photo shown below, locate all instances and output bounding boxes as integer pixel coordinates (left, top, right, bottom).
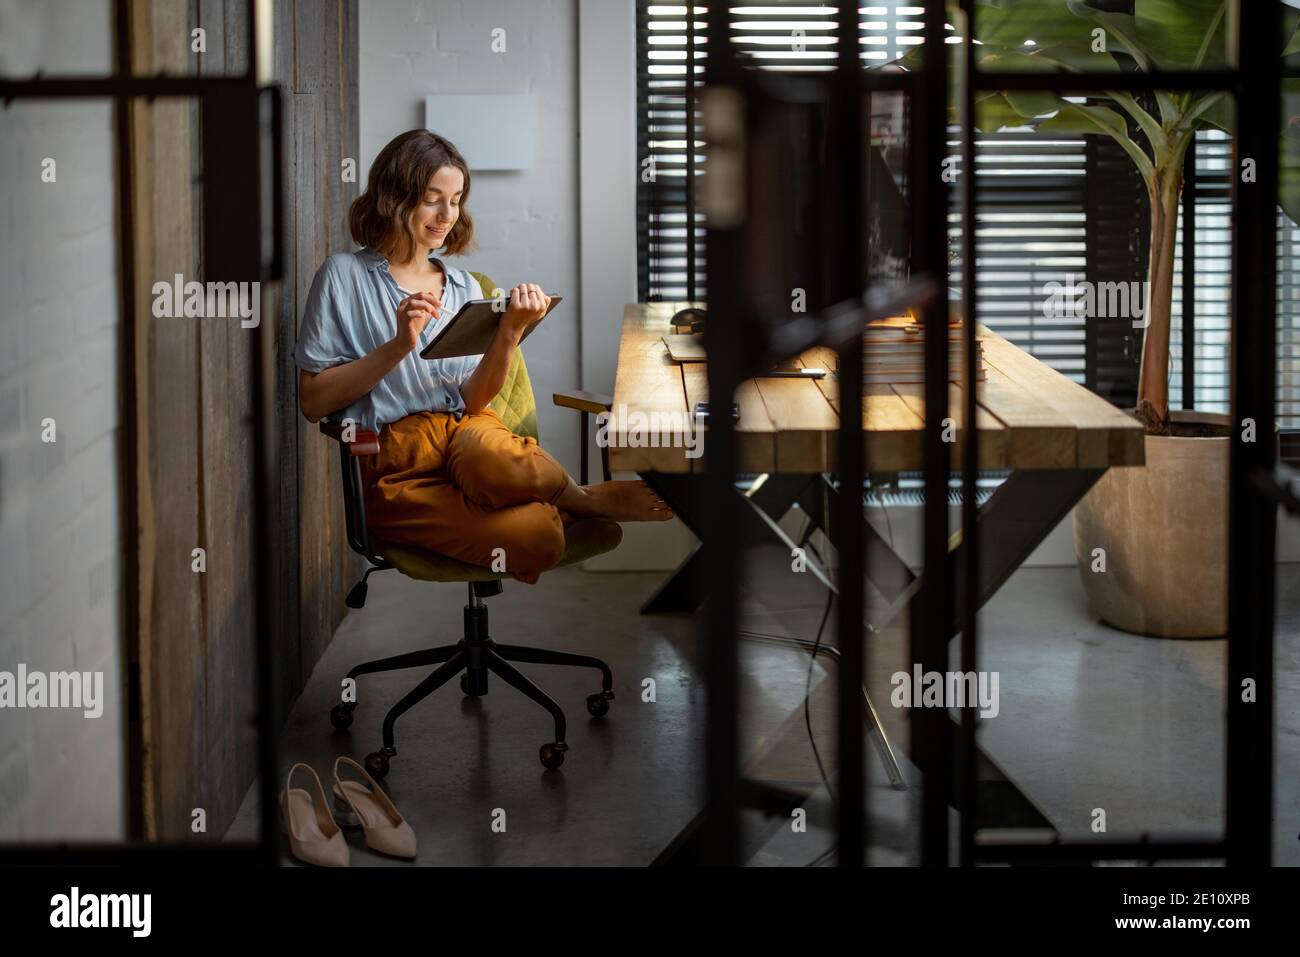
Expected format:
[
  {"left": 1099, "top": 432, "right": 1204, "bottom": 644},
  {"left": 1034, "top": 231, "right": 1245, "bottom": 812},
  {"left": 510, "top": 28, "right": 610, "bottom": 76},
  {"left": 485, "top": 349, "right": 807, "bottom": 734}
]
[
  {"left": 799, "top": 474, "right": 916, "bottom": 605},
  {"left": 638, "top": 474, "right": 814, "bottom": 615}
]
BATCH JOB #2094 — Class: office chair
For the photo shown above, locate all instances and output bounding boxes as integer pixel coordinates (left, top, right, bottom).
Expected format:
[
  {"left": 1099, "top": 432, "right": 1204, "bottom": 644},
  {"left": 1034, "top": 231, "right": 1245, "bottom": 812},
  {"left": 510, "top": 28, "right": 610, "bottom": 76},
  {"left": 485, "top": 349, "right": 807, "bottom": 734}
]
[{"left": 322, "top": 271, "right": 619, "bottom": 776}]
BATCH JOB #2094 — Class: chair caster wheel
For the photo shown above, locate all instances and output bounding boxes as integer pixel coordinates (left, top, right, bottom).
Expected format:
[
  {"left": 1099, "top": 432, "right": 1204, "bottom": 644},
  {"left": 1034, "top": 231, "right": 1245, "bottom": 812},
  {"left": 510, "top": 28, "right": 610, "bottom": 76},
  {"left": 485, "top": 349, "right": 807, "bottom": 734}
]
[
  {"left": 539, "top": 743, "right": 567, "bottom": 770},
  {"left": 365, "top": 750, "right": 392, "bottom": 780},
  {"left": 460, "top": 673, "right": 486, "bottom": 696},
  {"left": 329, "top": 704, "right": 354, "bottom": 731},
  {"left": 586, "top": 693, "right": 611, "bottom": 718}
]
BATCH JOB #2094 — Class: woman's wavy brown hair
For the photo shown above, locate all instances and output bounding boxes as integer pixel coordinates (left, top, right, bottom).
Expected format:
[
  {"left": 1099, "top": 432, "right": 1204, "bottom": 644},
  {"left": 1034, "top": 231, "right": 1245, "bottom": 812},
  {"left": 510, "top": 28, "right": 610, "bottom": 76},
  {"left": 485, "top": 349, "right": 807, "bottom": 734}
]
[{"left": 348, "top": 129, "right": 476, "bottom": 261}]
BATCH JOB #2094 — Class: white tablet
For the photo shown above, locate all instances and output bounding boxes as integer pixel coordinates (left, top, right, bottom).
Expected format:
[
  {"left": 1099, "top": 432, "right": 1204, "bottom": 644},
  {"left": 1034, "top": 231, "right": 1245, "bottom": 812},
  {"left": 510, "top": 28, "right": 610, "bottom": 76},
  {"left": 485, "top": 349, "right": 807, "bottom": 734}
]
[{"left": 419, "top": 295, "right": 562, "bottom": 360}]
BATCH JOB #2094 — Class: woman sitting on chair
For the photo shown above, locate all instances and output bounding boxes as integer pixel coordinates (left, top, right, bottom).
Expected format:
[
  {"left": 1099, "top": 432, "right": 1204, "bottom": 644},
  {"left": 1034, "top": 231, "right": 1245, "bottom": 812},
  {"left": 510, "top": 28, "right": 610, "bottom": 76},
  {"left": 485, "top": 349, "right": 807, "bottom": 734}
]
[{"left": 296, "top": 129, "right": 672, "bottom": 584}]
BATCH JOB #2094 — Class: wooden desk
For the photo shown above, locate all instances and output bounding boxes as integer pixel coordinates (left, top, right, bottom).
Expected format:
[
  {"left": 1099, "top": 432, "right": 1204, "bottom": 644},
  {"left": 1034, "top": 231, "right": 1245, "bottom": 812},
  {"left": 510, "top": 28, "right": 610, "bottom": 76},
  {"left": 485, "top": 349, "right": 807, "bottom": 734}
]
[
  {"left": 609, "top": 302, "right": 1144, "bottom": 474},
  {"left": 608, "top": 302, "right": 1145, "bottom": 619}
]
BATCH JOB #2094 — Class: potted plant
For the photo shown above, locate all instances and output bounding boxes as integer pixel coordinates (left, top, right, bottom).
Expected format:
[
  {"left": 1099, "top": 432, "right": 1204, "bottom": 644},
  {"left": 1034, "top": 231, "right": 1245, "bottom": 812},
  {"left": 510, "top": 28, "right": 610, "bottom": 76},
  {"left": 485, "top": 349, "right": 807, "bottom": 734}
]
[{"left": 934, "top": 0, "right": 1300, "bottom": 636}]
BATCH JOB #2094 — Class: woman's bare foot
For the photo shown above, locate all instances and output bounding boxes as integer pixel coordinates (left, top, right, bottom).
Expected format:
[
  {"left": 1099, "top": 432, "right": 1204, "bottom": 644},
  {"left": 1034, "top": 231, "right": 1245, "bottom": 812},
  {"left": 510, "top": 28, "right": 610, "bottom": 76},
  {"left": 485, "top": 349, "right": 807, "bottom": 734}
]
[{"left": 564, "top": 480, "right": 673, "bottom": 522}]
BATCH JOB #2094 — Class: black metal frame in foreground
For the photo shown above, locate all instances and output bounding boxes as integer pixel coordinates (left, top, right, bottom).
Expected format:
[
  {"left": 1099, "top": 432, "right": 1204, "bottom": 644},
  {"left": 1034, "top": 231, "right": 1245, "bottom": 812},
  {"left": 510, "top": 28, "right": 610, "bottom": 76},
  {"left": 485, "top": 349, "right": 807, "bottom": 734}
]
[
  {"left": 685, "top": 0, "right": 1281, "bottom": 866},
  {"left": 961, "top": 1, "right": 1278, "bottom": 868},
  {"left": 1225, "top": 0, "right": 1280, "bottom": 869},
  {"left": 0, "top": 0, "right": 281, "bottom": 863},
  {"left": 672, "top": 0, "right": 959, "bottom": 867}
]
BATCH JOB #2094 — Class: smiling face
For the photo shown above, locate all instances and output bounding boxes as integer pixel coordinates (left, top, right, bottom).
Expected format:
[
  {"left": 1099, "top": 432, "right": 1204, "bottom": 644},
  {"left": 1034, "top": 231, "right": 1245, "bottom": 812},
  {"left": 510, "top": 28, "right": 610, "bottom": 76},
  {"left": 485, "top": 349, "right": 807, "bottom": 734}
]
[
  {"left": 407, "top": 164, "right": 464, "bottom": 255},
  {"left": 350, "top": 130, "right": 477, "bottom": 261}
]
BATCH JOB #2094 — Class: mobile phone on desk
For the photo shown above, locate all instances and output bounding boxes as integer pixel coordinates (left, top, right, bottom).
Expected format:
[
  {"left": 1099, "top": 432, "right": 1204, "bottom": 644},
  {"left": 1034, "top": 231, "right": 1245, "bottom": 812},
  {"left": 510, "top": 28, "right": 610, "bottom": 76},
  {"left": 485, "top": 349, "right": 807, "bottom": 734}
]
[
  {"left": 760, "top": 367, "right": 827, "bottom": 379},
  {"left": 695, "top": 401, "right": 739, "bottom": 422}
]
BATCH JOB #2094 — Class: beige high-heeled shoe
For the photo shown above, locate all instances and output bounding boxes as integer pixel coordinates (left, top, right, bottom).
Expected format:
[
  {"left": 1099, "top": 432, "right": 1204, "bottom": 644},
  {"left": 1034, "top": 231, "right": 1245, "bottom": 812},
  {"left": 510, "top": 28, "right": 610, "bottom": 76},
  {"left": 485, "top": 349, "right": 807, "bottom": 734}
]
[
  {"left": 280, "top": 763, "right": 350, "bottom": 867},
  {"left": 331, "top": 756, "right": 417, "bottom": 860}
]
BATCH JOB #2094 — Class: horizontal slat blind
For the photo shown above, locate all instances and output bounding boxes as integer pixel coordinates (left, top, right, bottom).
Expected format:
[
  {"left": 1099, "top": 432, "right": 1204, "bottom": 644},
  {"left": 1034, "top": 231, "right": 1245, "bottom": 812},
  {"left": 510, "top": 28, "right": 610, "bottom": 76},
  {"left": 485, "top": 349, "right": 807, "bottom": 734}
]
[
  {"left": 948, "top": 130, "right": 1089, "bottom": 381},
  {"left": 1170, "top": 129, "right": 1300, "bottom": 433},
  {"left": 1279, "top": 206, "right": 1300, "bottom": 432},
  {"left": 639, "top": 1, "right": 1089, "bottom": 382},
  {"left": 1170, "top": 131, "right": 1231, "bottom": 418},
  {"left": 638, "top": 1, "right": 936, "bottom": 302},
  {"left": 637, "top": 3, "right": 706, "bottom": 301},
  {"left": 1083, "top": 132, "right": 1147, "bottom": 406}
]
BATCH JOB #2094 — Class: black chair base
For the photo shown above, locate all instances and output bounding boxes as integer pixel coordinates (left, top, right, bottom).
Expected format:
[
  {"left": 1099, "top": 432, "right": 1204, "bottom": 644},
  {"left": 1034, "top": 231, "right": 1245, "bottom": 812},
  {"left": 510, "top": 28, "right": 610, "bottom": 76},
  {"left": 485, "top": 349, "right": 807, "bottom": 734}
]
[{"left": 328, "top": 583, "right": 615, "bottom": 775}]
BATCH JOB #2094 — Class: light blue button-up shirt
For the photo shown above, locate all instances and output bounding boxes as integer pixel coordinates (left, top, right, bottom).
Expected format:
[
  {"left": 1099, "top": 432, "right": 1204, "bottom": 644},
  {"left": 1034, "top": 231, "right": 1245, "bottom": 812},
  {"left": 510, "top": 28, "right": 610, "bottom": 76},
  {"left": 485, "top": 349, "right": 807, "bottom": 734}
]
[{"left": 294, "top": 247, "right": 486, "bottom": 432}]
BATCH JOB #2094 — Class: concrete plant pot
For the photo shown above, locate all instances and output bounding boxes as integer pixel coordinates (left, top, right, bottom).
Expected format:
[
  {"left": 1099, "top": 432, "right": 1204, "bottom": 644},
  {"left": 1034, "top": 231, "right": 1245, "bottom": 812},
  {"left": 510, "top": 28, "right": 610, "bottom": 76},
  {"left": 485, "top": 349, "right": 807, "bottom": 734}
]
[{"left": 1072, "top": 411, "right": 1230, "bottom": 639}]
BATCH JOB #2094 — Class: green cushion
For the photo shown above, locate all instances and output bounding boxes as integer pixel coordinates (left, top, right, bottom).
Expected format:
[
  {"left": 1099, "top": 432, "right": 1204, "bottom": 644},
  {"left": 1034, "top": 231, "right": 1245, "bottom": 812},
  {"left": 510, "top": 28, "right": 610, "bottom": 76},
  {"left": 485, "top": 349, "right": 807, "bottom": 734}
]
[
  {"left": 383, "top": 518, "right": 623, "bottom": 582},
  {"left": 469, "top": 271, "right": 539, "bottom": 440},
  {"left": 376, "top": 271, "right": 616, "bottom": 581}
]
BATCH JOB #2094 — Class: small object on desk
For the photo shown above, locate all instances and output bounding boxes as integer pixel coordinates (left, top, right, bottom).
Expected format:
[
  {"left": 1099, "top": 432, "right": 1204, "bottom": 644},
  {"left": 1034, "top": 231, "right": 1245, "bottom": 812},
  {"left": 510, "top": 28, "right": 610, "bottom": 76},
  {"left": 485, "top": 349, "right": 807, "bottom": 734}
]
[
  {"left": 663, "top": 333, "right": 707, "bottom": 363},
  {"left": 661, "top": 336, "right": 825, "bottom": 378},
  {"left": 695, "top": 401, "right": 739, "bottom": 422},
  {"left": 670, "top": 306, "right": 706, "bottom": 333},
  {"left": 760, "top": 367, "right": 827, "bottom": 379}
]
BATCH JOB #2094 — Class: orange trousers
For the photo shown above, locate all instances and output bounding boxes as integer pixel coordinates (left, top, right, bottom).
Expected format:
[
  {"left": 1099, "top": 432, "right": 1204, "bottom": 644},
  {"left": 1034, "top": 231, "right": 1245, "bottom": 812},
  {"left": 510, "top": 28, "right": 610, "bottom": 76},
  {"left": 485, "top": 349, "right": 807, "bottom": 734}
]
[{"left": 360, "top": 409, "right": 571, "bottom": 584}]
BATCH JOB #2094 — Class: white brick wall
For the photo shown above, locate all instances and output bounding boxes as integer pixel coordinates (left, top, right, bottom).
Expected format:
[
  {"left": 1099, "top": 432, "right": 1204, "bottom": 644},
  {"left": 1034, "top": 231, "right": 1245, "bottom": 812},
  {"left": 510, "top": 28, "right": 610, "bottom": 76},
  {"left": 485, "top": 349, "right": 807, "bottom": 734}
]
[
  {"left": 360, "top": 0, "right": 582, "bottom": 470},
  {"left": 0, "top": 26, "right": 125, "bottom": 840}
]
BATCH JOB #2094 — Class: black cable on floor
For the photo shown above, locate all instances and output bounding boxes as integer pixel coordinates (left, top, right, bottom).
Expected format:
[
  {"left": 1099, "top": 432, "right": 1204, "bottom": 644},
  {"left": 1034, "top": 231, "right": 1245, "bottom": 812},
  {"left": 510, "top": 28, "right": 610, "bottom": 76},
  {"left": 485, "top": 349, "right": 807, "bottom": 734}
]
[
  {"left": 749, "top": 504, "right": 893, "bottom": 867},
  {"left": 805, "top": 841, "right": 838, "bottom": 867},
  {"left": 803, "top": 579, "right": 836, "bottom": 801},
  {"left": 792, "top": 515, "right": 839, "bottom": 867},
  {"left": 800, "top": 584, "right": 837, "bottom": 867},
  {"left": 797, "top": 486, "right": 897, "bottom": 867}
]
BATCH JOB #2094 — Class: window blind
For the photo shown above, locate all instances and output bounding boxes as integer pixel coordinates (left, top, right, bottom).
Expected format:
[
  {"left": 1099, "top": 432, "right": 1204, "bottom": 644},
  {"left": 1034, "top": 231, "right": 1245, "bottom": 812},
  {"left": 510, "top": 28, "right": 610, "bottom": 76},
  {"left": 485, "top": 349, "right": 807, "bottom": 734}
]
[
  {"left": 948, "top": 130, "right": 1089, "bottom": 381},
  {"left": 1170, "top": 131, "right": 1231, "bottom": 420},
  {"left": 1170, "top": 129, "right": 1300, "bottom": 435},
  {"left": 637, "top": 2, "right": 938, "bottom": 302}
]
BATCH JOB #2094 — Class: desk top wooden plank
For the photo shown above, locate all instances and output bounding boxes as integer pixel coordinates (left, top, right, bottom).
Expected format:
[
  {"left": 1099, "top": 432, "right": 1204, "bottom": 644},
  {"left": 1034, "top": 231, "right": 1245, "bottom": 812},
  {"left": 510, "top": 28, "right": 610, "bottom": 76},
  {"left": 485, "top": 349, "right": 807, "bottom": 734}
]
[
  {"left": 807, "top": 345, "right": 928, "bottom": 472},
  {"left": 610, "top": 304, "right": 1144, "bottom": 473},
  {"left": 680, "top": 364, "right": 777, "bottom": 474},
  {"left": 972, "top": 365, "right": 1079, "bottom": 469},
  {"left": 609, "top": 303, "right": 695, "bottom": 472},
  {"left": 801, "top": 346, "right": 842, "bottom": 413},
  {"left": 979, "top": 328, "right": 1144, "bottom": 467},
  {"left": 752, "top": 375, "right": 838, "bottom": 472},
  {"left": 891, "top": 381, "right": 1011, "bottom": 470}
]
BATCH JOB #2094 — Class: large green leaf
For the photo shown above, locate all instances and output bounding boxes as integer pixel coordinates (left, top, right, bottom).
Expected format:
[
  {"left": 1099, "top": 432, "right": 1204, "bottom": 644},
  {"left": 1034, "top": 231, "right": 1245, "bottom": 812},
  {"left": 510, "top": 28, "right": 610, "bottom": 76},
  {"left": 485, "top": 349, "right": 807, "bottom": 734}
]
[
  {"left": 1133, "top": 0, "right": 1228, "bottom": 70},
  {"left": 1005, "top": 91, "right": 1071, "bottom": 118},
  {"left": 1281, "top": 6, "right": 1300, "bottom": 75},
  {"left": 1283, "top": 79, "right": 1300, "bottom": 226},
  {"left": 1106, "top": 89, "right": 1167, "bottom": 151},
  {"left": 1154, "top": 91, "right": 1181, "bottom": 127},
  {"left": 1179, "top": 91, "right": 1231, "bottom": 135},
  {"left": 897, "top": 34, "right": 1086, "bottom": 77},
  {"left": 1068, "top": 1, "right": 1153, "bottom": 71},
  {"left": 1037, "top": 103, "right": 1157, "bottom": 181},
  {"left": 976, "top": 94, "right": 1036, "bottom": 131},
  {"left": 1286, "top": 22, "right": 1300, "bottom": 58},
  {"left": 974, "top": 47, "right": 1073, "bottom": 71},
  {"left": 972, "top": 0, "right": 1127, "bottom": 70},
  {"left": 1032, "top": 39, "right": 1126, "bottom": 72},
  {"left": 973, "top": 0, "right": 1077, "bottom": 48}
]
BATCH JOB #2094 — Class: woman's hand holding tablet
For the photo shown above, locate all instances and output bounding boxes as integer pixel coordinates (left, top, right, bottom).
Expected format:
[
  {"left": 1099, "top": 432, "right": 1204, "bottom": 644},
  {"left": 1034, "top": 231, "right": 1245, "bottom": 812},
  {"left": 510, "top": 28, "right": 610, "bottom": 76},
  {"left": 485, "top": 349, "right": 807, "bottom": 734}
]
[
  {"left": 502, "top": 283, "right": 550, "bottom": 342},
  {"left": 420, "top": 286, "right": 563, "bottom": 360}
]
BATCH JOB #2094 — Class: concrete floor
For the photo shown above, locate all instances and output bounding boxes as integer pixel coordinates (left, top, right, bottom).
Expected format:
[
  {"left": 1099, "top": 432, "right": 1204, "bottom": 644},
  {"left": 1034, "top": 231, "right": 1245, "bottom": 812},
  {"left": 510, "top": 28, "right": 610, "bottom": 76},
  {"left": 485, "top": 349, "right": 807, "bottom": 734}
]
[
  {"left": 975, "top": 564, "right": 1300, "bottom": 866},
  {"left": 227, "top": 545, "right": 1300, "bottom": 866}
]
